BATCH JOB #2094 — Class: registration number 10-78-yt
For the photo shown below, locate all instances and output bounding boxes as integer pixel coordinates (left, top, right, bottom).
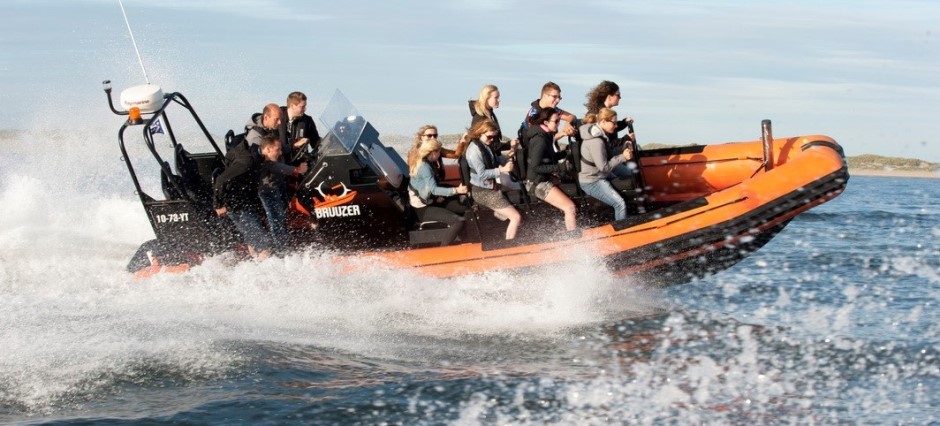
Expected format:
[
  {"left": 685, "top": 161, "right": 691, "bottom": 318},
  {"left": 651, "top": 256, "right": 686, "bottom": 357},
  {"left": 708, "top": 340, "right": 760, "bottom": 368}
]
[{"left": 155, "top": 213, "right": 190, "bottom": 223}]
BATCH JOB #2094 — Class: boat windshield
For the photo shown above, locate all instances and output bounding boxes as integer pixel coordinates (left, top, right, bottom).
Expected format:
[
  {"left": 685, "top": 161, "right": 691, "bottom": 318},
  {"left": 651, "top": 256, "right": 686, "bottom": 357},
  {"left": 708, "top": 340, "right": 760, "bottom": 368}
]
[
  {"left": 318, "top": 89, "right": 406, "bottom": 188},
  {"left": 319, "top": 89, "right": 371, "bottom": 154}
]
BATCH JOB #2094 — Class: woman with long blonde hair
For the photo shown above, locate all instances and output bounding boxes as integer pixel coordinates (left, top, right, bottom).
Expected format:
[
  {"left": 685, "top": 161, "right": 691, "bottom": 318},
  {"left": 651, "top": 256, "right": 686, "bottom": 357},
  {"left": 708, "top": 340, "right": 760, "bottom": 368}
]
[
  {"left": 469, "top": 84, "right": 518, "bottom": 149},
  {"left": 406, "top": 124, "right": 468, "bottom": 180},
  {"left": 407, "top": 126, "right": 469, "bottom": 246}
]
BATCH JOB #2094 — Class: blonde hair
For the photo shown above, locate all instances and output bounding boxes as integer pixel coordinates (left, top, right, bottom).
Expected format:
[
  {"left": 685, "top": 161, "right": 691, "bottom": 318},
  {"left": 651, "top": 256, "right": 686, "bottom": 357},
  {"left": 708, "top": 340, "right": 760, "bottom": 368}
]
[
  {"left": 408, "top": 138, "right": 443, "bottom": 176},
  {"left": 407, "top": 124, "right": 438, "bottom": 171},
  {"left": 286, "top": 91, "right": 307, "bottom": 106},
  {"left": 583, "top": 108, "right": 617, "bottom": 125},
  {"left": 473, "top": 84, "right": 498, "bottom": 118}
]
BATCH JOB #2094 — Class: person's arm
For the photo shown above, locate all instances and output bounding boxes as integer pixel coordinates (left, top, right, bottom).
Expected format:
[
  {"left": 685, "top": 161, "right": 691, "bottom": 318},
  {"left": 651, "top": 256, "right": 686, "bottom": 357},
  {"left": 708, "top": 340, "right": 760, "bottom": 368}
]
[
  {"left": 616, "top": 117, "right": 635, "bottom": 143},
  {"left": 264, "top": 161, "right": 297, "bottom": 177},
  {"left": 558, "top": 109, "right": 576, "bottom": 125},
  {"left": 415, "top": 163, "right": 457, "bottom": 198},
  {"left": 587, "top": 138, "right": 625, "bottom": 175}
]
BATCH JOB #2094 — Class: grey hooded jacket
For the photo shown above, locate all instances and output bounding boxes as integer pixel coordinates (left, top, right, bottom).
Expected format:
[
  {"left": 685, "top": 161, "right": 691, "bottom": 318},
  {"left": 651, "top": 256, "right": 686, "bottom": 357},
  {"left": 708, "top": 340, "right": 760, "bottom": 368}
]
[{"left": 578, "top": 123, "right": 626, "bottom": 184}]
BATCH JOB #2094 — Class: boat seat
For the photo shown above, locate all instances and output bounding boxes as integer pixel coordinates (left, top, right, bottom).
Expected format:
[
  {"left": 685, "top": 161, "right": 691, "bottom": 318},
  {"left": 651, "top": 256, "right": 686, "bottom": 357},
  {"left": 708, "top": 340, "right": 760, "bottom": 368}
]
[
  {"left": 174, "top": 144, "right": 223, "bottom": 208},
  {"left": 408, "top": 221, "right": 455, "bottom": 247},
  {"left": 160, "top": 161, "right": 185, "bottom": 201}
]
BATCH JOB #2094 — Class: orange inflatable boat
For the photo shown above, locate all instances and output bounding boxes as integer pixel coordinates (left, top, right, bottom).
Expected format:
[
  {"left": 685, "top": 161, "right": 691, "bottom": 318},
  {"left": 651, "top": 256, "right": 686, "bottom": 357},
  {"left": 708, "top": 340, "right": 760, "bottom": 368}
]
[{"left": 105, "top": 83, "right": 847, "bottom": 286}]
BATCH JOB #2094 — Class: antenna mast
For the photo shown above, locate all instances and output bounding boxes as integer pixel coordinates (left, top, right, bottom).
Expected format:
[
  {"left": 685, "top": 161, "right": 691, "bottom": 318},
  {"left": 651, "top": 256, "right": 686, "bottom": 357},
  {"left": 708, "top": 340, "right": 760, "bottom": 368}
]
[{"left": 118, "top": 0, "right": 151, "bottom": 85}]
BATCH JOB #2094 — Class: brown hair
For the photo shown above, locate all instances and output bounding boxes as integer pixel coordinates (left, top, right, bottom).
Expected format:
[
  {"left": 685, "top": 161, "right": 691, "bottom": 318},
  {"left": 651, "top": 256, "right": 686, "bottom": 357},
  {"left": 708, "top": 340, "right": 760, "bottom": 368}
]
[
  {"left": 540, "top": 81, "right": 561, "bottom": 95},
  {"left": 584, "top": 81, "right": 619, "bottom": 114},
  {"left": 467, "top": 119, "right": 499, "bottom": 141}
]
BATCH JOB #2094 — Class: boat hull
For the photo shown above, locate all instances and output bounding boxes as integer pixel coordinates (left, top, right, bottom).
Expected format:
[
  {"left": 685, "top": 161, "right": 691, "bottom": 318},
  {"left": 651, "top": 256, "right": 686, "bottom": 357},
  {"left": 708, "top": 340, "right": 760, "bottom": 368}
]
[{"left": 344, "top": 135, "right": 848, "bottom": 284}]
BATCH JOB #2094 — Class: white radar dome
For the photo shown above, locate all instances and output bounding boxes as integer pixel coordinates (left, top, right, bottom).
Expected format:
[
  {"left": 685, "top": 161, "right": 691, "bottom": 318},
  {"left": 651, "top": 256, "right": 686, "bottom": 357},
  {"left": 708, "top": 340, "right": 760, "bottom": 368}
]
[{"left": 120, "top": 84, "right": 165, "bottom": 113}]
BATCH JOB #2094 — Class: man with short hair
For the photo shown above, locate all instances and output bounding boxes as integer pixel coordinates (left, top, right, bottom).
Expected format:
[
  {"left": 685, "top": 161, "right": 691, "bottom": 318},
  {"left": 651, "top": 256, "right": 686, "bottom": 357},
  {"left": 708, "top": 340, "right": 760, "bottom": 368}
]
[
  {"left": 258, "top": 135, "right": 308, "bottom": 249},
  {"left": 246, "top": 103, "right": 282, "bottom": 147},
  {"left": 521, "top": 81, "right": 578, "bottom": 142},
  {"left": 214, "top": 130, "right": 272, "bottom": 259},
  {"left": 279, "top": 91, "right": 321, "bottom": 165}
]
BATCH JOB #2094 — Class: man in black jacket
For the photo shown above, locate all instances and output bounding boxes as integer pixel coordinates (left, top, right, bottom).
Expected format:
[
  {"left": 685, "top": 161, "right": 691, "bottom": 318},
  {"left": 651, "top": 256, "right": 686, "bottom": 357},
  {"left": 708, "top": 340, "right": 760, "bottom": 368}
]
[
  {"left": 213, "top": 135, "right": 272, "bottom": 259},
  {"left": 279, "top": 91, "right": 321, "bottom": 165}
]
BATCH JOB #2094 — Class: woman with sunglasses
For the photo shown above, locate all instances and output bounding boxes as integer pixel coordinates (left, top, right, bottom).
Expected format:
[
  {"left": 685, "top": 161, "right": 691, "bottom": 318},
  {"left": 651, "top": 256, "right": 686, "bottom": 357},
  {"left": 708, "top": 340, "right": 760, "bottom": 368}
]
[
  {"left": 523, "top": 107, "right": 578, "bottom": 232},
  {"left": 406, "top": 124, "right": 465, "bottom": 182},
  {"left": 579, "top": 108, "right": 632, "bottom": 221},
  {"left": 465, "top": 120, "right": 521, "bottom": 240},
  {"left": 407, "top": 131, "right": 469, "bottom": 246},
  {"left": 584, "top": 80, "right": 635, "bottom": 148}
]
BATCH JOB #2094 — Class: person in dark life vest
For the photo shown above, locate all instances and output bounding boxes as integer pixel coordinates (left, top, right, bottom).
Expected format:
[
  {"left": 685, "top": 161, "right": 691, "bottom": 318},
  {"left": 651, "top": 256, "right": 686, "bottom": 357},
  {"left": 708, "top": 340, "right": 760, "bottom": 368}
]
[
  {"left": 464, "top": 120, "right": 521, "bottom": 240},
  {"left": 257, "top": 135, "right": 309, "bottom": 250},
  {"left": 279, "top": 91, "right": 321, "bottom": 165},
  {"left": 469, "top": 84, "right": 518, "bottom": 151},
  {"left": 521, "top": 81, "right": 577, "bottom": 148},
  {"left": 213, "top": 133, "right": 273, "bottom": 259},
  {"left": 524, "top": 107, "right": 577, "bottom": 232}
]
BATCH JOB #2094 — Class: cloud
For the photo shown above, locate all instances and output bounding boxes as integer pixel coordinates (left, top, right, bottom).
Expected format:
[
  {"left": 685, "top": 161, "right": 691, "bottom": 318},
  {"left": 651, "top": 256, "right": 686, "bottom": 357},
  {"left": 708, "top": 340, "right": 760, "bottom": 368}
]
[{"left": 88, "top": 0, "right": 333, "bottom": 23}]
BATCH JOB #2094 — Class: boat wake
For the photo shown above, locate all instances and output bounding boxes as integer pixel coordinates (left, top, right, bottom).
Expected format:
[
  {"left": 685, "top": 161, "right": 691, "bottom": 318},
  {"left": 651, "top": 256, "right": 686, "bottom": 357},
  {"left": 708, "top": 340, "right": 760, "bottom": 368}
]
[{"left": 0, "top": 134, "right": 665, "bottom": 413}]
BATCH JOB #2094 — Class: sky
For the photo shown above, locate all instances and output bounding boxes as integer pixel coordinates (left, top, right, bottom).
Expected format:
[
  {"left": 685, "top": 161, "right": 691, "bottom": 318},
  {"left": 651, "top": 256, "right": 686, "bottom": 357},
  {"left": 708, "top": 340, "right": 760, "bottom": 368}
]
[{"left": 1, "top": 0, "right": 938, "bottom": 161}]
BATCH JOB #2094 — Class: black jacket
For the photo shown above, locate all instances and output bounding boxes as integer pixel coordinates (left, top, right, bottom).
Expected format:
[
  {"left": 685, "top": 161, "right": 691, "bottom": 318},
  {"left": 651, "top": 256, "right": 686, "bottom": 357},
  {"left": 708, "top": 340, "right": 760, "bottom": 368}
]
[
  {"left": 213, "top": 140, "right": 262, "bottom": 211},
  {"left": 524, "top": 125, "right": 565, "bottom": 184},
  {"left": 279, "top": 107, "right": 321, "bottom": 164},
  {"left": 468, "top": 100, "right": 509, "bottom": 151}
]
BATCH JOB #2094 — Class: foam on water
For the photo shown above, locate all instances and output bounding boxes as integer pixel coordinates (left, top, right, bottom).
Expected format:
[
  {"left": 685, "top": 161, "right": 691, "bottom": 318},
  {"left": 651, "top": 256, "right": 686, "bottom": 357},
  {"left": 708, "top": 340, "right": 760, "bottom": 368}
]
[{"left": 0, "top": 127, "right": 665, "bottom": 413}]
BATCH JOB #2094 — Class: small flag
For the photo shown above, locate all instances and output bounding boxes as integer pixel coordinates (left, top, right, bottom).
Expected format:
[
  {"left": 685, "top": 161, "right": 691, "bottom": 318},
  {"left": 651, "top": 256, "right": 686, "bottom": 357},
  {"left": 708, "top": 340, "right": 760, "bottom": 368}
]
[{"left": 149, "top": 118, "right": 164, "bottom": 135}]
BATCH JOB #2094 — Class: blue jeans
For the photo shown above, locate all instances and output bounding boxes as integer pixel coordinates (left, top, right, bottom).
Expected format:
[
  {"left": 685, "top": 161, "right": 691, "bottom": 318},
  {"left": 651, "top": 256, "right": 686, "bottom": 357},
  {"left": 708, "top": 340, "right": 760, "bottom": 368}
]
[
  {"left": 259, "top": 188, "right": 287, "bottom": 248},
  {"left": 611, "top": 163, "right": 633, "bottom": 179},
  {"left": 228, "top": 208, "right": 274, "bottom": 253},
  {"left": 581, "top": 179, "right": 628, "bottom": 221}
]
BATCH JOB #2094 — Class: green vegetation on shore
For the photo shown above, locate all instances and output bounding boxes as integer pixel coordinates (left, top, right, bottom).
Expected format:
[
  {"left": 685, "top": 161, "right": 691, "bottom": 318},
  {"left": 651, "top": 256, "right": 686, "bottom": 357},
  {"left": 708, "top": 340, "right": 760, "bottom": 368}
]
[{"left": 845, "top": 154, "right": 939, "bottom": 172}]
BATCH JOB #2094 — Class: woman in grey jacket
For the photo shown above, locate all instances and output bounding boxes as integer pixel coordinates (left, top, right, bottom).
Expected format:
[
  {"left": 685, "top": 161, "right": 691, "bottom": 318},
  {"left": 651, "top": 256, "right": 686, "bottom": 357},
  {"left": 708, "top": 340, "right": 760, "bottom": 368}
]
[{"left": 578, "top": 108, "right": 633, "bottom": 221}]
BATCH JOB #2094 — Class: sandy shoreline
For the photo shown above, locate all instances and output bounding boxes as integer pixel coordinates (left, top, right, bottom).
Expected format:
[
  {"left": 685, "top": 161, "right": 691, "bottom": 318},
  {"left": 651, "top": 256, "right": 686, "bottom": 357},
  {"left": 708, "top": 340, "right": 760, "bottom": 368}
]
[{"left": 849, "top": 168, "right": 940, "bottom": 179}]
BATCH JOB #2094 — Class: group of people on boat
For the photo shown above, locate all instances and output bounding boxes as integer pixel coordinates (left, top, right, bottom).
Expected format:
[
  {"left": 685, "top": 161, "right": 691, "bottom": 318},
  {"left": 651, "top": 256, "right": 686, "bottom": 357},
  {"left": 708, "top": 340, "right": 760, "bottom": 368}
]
[
  {"left": 212, "top": 92, "right": 321, "bottom": 259},
  {"left": 407, "top": 80, "right": 638, "bottom": 245},
  {"left": 213, "top": 81, "right": 638, "bottom": 258}
]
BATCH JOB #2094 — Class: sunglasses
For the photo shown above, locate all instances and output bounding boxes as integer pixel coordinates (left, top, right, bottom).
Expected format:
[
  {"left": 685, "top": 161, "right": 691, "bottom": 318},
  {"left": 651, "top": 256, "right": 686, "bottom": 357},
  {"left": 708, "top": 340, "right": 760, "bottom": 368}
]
[
  {"left": 482, "top": 133, "right": 498, "bottom": 139},
  {"left": 422, "top": 133, "right": 439, "bottom": 139}
]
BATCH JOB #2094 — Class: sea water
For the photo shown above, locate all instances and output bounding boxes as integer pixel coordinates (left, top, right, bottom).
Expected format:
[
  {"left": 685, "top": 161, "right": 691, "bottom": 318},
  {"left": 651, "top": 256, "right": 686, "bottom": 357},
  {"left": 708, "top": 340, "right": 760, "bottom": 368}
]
[{"left": 1, "top": 127, "right": 937, "bottom": 424}]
